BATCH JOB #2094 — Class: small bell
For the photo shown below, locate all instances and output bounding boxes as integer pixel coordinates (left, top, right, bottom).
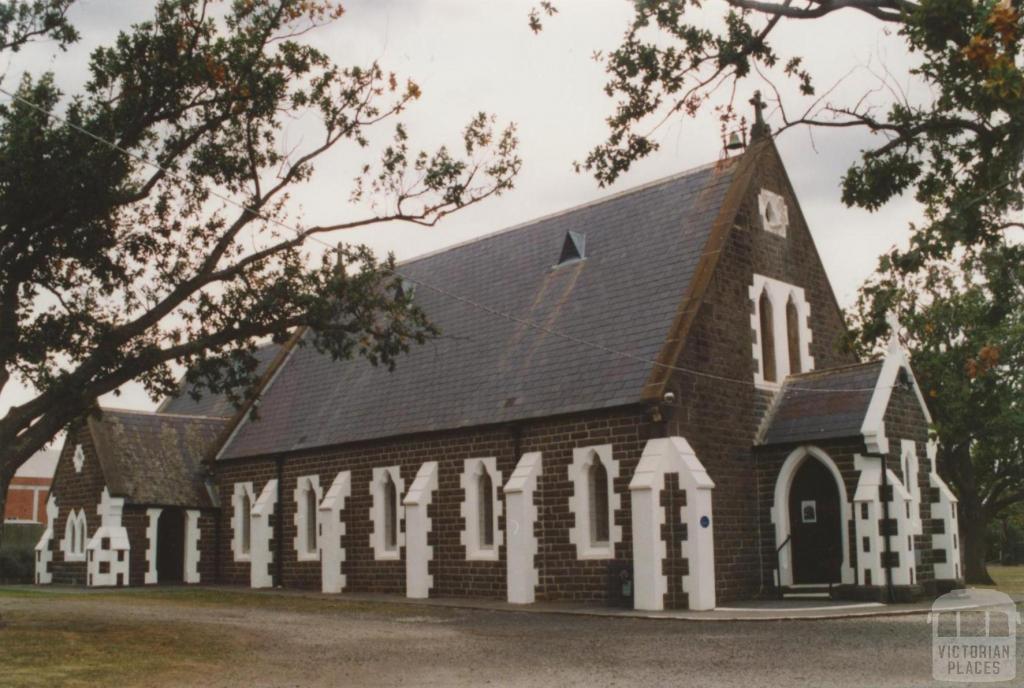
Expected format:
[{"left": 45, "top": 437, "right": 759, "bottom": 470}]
[{"left": 726, "top": 131, "right": 745, "bottom": 151}]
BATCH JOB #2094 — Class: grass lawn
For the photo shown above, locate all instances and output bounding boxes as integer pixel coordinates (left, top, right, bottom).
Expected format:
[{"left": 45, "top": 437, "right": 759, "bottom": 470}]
[
  {"left": 0, "top": 608, "right": 234, "bottom": 688},
  {"left": 984, "top": 564, "right": 1024, "bottom": 596},
  {"left": 0, "top": 584, "right": 411, "bottom": 615}
]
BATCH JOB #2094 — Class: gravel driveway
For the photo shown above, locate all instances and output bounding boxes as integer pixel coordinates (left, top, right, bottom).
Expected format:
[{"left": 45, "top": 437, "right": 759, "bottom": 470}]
[{"left": 1, "top": 589, "right": 1016, "bottom": 687}]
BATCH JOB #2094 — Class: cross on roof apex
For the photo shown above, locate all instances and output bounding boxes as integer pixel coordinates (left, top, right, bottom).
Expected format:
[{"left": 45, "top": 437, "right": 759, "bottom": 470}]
[{"left": 749, "top": 90, "right": 770, "bottom": 141}]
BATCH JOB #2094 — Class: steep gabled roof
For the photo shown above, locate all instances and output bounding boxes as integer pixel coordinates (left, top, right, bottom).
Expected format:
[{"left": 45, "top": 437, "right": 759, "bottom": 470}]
[
  {"left": 88, "top": 409, "right": 226, "bottom": 507},
  {"left": 220, "top": 156, "right": 744, "bottom": 460},
  {"left": 757, "top": 360, "right": 885, "bottom": 447},
  {"left": 157, "top": 342, "right": 283, "bottom": 418}
]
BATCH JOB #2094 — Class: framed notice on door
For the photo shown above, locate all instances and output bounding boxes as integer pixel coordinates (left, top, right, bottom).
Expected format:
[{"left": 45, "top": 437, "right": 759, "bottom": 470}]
[{"left": 801, "top": 500, "right": 817, "bottom": 524}]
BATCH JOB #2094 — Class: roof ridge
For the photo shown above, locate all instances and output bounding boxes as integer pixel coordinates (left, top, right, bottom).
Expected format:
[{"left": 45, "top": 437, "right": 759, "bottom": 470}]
[
  {"left": 399, "top": 157, "right": 739, "bottom": 268},
  {"left": 98, "top": 406, "right": 232, "bottom": 422}
]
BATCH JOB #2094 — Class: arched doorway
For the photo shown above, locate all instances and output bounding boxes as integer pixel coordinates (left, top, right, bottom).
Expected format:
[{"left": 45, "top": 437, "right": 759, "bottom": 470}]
[
  {"left": 156, "top": 508, "right": 186, "bottom": 584},
  {"left": 787, "top": 458, "right": 842, "bottom": 584}
]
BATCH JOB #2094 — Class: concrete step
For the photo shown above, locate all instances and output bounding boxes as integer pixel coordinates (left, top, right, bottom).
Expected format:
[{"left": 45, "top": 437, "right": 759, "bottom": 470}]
[{"left": 781, "top": 584, "right": 834, "bottom": 600}]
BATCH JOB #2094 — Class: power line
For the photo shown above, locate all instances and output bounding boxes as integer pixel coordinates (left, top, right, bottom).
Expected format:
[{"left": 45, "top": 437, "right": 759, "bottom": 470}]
[{"left": 0, "top": 86, "right": 886, "bottom": 395}]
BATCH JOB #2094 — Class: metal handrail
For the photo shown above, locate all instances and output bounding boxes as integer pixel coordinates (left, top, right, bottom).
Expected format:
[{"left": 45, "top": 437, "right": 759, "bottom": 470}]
[{"left": 776, "top": 534, "right": 792, "bottom": 599}]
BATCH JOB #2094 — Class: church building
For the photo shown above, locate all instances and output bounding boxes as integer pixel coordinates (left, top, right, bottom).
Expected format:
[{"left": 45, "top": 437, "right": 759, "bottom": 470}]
[{"left": 35, "top": 124, "right": 963, "bottom": 610}]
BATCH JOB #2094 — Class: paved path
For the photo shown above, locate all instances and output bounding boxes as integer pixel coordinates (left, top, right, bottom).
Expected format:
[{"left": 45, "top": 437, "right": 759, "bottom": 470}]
[{"left": 2, "top": 587, "right": 1020, "bottom": 687}]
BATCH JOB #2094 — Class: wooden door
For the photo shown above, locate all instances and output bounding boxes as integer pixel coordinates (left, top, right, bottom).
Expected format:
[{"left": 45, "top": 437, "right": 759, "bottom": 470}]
[{"left": 788, "top": 458, "right": 842, "bottom": 584}]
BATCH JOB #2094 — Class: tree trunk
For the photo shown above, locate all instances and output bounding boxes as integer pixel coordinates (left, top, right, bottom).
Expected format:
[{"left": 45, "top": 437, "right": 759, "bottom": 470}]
[{"left": 960, "top": 493, "right": 995, "bottom": 585}]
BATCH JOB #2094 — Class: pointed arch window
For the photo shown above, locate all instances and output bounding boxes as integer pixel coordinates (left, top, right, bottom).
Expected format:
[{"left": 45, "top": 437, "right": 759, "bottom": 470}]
[
  {"left": 64, "top": 510, "right": 87, "bottom": 561},
  {"left": 384, "top": 473, "right": 398, "bottom": 552},
  {"left": 304, "top": 486, "right": 318, "bottom": 555},
  {"left": 759, "top": 289, "right": 777, "bottom": 382},
  {"left": 240, "top": 493, "right": 251, "bottom": 555},
  {"left": 588, "top": 456, "right": 610, "bottom": 545},
  {"left": 478, "top": 469, "right": 494, "bottom": 548},
  {"left": 232, "top": 482, "right": 255, "bottom": 561},
  {"left": 786, "top": 295, "right": 802, "bottom": 375}
]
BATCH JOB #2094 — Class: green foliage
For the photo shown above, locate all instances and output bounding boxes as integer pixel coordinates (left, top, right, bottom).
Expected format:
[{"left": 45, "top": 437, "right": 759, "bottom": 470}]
[
  {"left": 848, "top": 244, "right": 1024, "bottom": 578},
  {"left": 0, "top": 548, "right": 33, "bottom": 584},
  {"left": 0, "top": 523, "right": 42, "bottom": 584},
  {"left": 0, "top": 1, "right": 77, "bottom": 53},
  {"left": 545, "top": 0, "right": 1023, "bottom": 269},
  {"left": 0, "top": 0, "right": 521, "bottom": 478}
]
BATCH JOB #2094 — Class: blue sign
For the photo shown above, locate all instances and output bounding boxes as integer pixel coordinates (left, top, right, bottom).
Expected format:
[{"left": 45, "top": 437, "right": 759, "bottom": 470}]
[{"left": 699, "top": 515, "right": 710, "bottom": 529}]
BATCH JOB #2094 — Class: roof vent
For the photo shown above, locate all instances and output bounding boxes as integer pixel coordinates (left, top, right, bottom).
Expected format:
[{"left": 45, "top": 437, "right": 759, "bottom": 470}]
[
  {"left": 397, "top": 278, "right": 416, "bottom": 301},
  {"left": 557, "top": 231, "right": 586, "bottom": 265}
]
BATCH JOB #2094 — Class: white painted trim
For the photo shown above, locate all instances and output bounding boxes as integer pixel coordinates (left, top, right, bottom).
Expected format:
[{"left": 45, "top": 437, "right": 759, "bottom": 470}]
[
  {"left": 629, "top": 437, "right": 716, "bottom": 611},
  {"left": 749, "top": 274, "right": 814, "bottom": 388},
  {"left": 292, "top": 475, "right": 322, "bottom": 562},
  {"left": 34, "top": 495, "right": 57, "bottom": 584},
  {"left": 568, "top": 445, "right": 622, "bottom": 560},
  {"left": 231, "top": 482, "right": 255, "bottom": 562},
  {"left": 250, "top": 479, "right": 277, "bottom": 589},
  {"left": 758, "top": 188, "right": 789, "bottom": 237},
  {"left": 883, "top": 468, "right": 917, "bottom": 586},
  {"left": 853, "top": 454, "right": 884, "bottom": 588},
  {"left": 900, "top": 439, "right": 923, "bottom": 536},
  {"left": 860, "top": 345, "right": 932, "bottom": 455},
  {"left": 404, "top": 461, "right": 439, "bottom": 598},
  {"left": 72, "top": 444, "right": 85, "bottom": 473},
  {"left": 460, "top": 457, "right": 503, "bottom": 561},
  {"left": 184, "top": 510, "right": 201, "bottom": 584},
  {"left": 86, "top": 488, "right": 130, "bottom": 587},
  {"left": 772, "top": 446, "right": 854, "bottom": 587},
  {"left": 144, "top": 508, "right": 162, "bottom": 584},
  {"left": 505, "top": 452, "right": 543, "bottom": 604},
  {"left": 319, "top": 471, "right": 352, "bottom": 593},
  {"left": 369, "top": 466, "right": 404, "bottom": 560},
  {"left": 927, "top": 441, "right": 962, "bottom": 581},
  {"left": 61, "top": 509, "right": 88, "bottom": 562}
]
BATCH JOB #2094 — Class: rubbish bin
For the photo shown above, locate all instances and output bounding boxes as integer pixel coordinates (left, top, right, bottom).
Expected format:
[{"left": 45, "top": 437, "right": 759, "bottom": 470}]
[{"left": 607, "top": 561, "right": 634, "bottom": 608}]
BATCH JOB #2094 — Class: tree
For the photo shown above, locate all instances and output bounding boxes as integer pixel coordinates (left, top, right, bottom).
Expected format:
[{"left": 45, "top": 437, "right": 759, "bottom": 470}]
[
  {"left": 533, "top": 0, "right": 1023, "bottom": 583},
  {"left": 848, "top": 244, "right": 1024, "bottom": 583},
  {"left": 0, "top": 0, "right": 521, "bottom": 541},
  {"left": 536, "top": 0, "right": 1022, "bottom": 268}
]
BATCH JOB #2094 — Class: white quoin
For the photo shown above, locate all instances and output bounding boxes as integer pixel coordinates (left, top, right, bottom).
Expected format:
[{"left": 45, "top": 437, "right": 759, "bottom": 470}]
[
  {"left": 629, "top": 437, "right": 716, "bottom": 611},
  {"left": 250, "top": 479, "right": 277, "bottom": 589},
  {"left": 34, "top": 495, "right": 58, "bottom": 584},
  {"left": 319, "top": 471, "right": 352, "bottom": 594},
  {"left": 403, "top": 461, "right": 439, "bottom": 599},
  {"left": 144, "top": 508, "right": 162, "bottom": 584},
  {"left": 184, "top": 510, "right": 202, "bottom": 584},
  {"left": 504, "top": 452, "right": 543, "bottom": 604}
]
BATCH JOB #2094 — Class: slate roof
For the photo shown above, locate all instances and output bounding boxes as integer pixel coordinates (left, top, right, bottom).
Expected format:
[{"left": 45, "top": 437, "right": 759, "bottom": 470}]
[
  {"left": 221, "top": 158, "right": 741, "bottom": 459},
  {"left": 757, "top": 360, "right": 885, "bottom": 447},
  {"left": 158, "top": 343, "right": 282, "bottom": 418},
  {"left": 89, "top": 409, "right": 227, "bottom": 507}
]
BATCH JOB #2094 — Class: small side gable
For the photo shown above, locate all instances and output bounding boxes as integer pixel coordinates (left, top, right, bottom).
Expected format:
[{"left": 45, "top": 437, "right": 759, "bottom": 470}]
[
  {"left": 860, "top": 343, "right": 932, "bottom": 455},
  {"left": 47, "top": 419, "right": 114, "bottom": 520}
]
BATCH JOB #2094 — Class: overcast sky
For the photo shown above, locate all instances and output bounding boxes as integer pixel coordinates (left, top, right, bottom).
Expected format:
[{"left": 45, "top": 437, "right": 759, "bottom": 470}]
[{"left": 1, "top": 0, "right": 925, "bottom": 419}]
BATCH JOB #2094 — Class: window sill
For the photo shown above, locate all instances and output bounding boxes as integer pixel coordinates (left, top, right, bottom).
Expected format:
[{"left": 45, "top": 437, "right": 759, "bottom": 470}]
[
  {"left": 466, "top": 547, "right": 499, "bottom": 562},
  {"left": 64, "top": 553, "right": 86, "bottom": 562},
  {"left": 234, "top": 552, "right": 251, "bottom": 563},
  {"left": 374, "top": 549, "right": 400, "bottom": 561},
  {"left": 576, "top": 545, "right": 615, "bottom": 561},
  {"left": 296, "top": 551, "right": 319, "bottom": 562}
]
